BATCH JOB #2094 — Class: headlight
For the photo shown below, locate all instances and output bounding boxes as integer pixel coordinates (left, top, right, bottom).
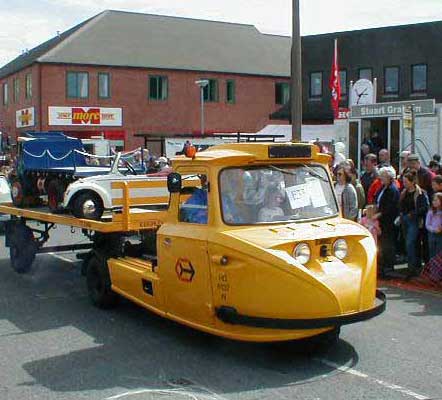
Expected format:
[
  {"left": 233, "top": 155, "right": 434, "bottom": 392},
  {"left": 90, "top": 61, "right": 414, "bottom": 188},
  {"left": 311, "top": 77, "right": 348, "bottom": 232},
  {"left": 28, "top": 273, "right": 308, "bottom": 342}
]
[
  {"left": 293, "top": 243, "right": 311, "bottom": 265},
  {"left": 333, "top": 239, "right": 348, "bottom": 260}
]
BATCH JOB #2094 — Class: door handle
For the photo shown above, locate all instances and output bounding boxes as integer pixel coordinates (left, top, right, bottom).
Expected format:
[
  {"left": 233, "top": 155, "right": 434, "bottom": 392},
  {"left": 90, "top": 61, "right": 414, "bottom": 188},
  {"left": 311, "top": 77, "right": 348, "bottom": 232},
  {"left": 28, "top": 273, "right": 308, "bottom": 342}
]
[{"left": 163, "top": 237, "right": 172, "bottom": 246}]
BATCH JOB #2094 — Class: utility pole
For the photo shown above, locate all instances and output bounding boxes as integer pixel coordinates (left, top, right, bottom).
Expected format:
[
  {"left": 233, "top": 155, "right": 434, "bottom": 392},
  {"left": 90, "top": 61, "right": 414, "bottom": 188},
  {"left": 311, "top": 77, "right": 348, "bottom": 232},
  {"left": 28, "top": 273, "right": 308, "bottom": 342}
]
[{"left": 291, "top": 0, "right": 302, "bottom": 142}]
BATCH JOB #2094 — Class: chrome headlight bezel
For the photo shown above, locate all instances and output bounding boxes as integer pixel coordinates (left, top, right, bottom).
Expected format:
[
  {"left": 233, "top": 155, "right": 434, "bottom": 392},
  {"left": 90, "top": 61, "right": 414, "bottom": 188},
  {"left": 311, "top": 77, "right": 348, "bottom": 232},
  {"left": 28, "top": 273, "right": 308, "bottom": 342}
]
[
  {"left": 333, "top": 239, "right": 348, "bottom": 260},
  {"left": 293, "top": 242, "right": 311, "bottom": 265}
]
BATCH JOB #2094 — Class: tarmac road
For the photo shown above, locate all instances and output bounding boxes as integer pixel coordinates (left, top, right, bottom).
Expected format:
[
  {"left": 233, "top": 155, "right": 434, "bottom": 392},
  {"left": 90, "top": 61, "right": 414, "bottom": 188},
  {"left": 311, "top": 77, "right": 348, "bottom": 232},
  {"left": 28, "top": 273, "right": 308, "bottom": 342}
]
[{"left": 0, "top": 226, "right": 441, "bottom": 400}]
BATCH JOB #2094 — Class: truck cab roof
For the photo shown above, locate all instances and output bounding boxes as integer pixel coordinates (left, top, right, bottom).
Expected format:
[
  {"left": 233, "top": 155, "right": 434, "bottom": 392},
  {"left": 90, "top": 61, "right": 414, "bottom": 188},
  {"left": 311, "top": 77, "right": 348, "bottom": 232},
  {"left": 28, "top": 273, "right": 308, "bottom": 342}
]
[{"left": 171, "top": 142, "right": 330, "bottom": 167}]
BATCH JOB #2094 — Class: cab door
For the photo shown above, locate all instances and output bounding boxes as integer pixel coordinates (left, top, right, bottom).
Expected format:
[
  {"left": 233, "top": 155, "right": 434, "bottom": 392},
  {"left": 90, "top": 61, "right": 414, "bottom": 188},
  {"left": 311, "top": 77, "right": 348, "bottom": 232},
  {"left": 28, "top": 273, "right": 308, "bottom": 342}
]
[{"left": 157, "top": 171, "right": 214, "bottom": 325}]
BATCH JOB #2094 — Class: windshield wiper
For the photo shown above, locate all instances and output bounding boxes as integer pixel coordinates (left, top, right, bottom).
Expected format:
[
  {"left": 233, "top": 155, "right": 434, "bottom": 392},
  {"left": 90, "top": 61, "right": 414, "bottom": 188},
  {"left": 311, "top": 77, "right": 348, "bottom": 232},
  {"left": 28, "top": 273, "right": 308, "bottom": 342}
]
[{"left": 269, "top": 165, "right": 329, "bottom": 183}]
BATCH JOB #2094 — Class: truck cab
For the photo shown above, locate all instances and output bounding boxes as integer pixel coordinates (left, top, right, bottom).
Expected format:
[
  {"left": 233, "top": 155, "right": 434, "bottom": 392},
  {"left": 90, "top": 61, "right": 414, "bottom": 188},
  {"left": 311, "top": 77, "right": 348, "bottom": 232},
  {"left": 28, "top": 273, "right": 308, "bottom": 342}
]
[{"left": 103, "top": 142, "right": 384, "bottom": 342}]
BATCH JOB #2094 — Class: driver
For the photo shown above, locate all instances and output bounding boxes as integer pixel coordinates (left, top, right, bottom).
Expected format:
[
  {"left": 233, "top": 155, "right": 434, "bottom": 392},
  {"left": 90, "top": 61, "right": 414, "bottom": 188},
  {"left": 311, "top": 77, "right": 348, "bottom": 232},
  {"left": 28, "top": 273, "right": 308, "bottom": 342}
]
[{"left": 182, "top": 175, "right": 208, "bottom": 224}]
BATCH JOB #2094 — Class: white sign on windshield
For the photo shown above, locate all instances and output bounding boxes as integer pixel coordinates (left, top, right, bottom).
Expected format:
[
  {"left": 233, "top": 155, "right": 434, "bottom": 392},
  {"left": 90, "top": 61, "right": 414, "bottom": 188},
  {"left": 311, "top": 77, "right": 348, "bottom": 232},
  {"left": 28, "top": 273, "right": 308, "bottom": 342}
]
[
  {"left": 306, "top": 178, "right": 327, "bottom": 208},
  {"left": 285, "top": 184, "right": 310, "bottom": 209},
  {"left": 285, "top": 178, "right": 327, "bottom": 210}
]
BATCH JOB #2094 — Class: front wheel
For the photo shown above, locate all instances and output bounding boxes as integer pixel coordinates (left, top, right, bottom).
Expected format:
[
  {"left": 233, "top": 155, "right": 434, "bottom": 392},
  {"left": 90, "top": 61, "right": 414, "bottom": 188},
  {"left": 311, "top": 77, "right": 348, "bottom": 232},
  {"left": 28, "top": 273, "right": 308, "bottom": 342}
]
[
  {"left": 86, "top": 255, "right": 118, "bottom": 309},
  {"left": 11, "top": 179, "right": 24, "bottom": 207},
  {"left": 72, "top": 192, "right": 104, "bottom": 220}
]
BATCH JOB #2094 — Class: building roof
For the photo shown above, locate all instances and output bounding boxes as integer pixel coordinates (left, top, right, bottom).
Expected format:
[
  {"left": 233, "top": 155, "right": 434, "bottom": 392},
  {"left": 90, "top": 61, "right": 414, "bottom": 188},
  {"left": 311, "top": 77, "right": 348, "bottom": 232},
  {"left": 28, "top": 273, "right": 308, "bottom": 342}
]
[{"left": 0, "top": 10, "right": 291, "bottom": 79}]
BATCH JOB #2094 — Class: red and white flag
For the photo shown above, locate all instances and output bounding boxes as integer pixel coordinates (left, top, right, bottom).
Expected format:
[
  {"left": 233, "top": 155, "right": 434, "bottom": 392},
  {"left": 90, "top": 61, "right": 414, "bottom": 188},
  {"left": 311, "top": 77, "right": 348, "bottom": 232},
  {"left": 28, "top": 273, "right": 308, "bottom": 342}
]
[{"left": 329, "top": 38, "right": 341, "bottom": 118}]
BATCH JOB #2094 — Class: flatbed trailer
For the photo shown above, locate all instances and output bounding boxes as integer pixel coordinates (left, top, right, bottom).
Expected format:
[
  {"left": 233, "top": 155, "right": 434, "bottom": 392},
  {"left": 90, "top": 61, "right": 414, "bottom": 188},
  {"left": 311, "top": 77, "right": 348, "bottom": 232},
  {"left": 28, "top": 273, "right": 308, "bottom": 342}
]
[{"left": 1, "top": 179, "right": 167, "bottom": 273}]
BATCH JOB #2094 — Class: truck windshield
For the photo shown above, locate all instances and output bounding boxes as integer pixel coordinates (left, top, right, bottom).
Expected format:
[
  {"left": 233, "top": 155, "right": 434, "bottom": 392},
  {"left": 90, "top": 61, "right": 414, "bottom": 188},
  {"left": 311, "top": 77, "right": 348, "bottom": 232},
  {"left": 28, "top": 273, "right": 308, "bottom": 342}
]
[{"left": 219, "top": 165, "right": 338, "bottom": 225}]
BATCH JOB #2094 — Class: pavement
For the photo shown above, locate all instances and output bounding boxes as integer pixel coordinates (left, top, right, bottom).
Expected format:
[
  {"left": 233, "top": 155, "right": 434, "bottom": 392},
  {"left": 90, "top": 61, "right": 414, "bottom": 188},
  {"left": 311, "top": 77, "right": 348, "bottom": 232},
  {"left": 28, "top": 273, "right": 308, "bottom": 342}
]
[{"left": 0, "top": 226, "right": 441, "bottom": 400}]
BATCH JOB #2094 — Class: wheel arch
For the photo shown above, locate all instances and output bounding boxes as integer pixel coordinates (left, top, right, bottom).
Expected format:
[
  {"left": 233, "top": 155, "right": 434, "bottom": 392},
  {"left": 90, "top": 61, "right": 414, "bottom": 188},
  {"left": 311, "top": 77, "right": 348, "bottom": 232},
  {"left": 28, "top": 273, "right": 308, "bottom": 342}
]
[{"left": 66, "top": 185, "right": 110, "bottom": 210}]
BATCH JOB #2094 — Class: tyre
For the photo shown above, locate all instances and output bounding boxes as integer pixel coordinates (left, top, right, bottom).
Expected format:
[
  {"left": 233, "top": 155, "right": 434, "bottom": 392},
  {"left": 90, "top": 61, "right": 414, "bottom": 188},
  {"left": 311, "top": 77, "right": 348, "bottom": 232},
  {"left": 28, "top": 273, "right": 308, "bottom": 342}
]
[
  {"left": 7, "top": 223, "right": 38, "bottom": 274},
  {"left": 72, "top": 192, "right": 104, "bottom": 220},
  {"left": 47, "top": 179, "right": 65, "bottom": 212},
  {"left": 86, "top": 255, "right": 118, "bottom": 309},
  {"left": 11, "top": 179, "right": 24, "bottom": 207}
]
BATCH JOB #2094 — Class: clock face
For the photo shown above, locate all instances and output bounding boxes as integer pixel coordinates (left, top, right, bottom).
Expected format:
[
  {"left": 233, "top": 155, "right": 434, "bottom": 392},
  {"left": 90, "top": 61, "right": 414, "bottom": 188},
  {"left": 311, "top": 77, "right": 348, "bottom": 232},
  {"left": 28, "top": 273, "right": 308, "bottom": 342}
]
[{"left": 351, "top": 79, "right": 374, "bottom": 105}]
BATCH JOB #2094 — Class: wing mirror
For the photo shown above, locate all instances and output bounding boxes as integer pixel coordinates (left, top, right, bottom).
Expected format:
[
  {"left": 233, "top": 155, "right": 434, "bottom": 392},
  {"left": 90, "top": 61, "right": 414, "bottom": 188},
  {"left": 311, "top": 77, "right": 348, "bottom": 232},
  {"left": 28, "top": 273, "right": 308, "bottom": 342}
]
[{"left": 167, "top": 172, "right": 182, "bottom": 193}]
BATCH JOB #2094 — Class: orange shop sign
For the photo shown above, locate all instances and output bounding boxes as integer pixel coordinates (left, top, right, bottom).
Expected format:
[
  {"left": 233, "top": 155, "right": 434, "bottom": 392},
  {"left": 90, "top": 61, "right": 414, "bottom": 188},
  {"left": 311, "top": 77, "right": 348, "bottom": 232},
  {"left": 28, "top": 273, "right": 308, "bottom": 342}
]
[{"left": 48, "top": 106, "right": 122, "bottom": 126}]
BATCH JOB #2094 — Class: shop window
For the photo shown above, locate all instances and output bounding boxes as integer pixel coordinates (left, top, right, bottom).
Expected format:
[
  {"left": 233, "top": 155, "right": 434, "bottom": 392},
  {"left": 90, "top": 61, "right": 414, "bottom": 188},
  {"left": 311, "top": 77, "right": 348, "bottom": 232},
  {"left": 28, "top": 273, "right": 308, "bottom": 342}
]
[
  {"left": 359, "top": 68, "right": 372, "bottom": 81},
  {"left": 412, "top": 64, "right": 427, "bottom": 93},
  {"left": 202, "top": 79, "right": 218, "bottom": 102},
  {"left": 339, "top": 70, "right": 347, "bottom": 95},
  {"left": 66, "top": 71, "right": 88, "bottom": 98},
  {"left": 98, "top": 73, "right": 110, "bottom": 98},
  {"left": 384, "top": 66, "right": 399, "bottom": 94},
  {"left": 275, "top": 82, "right": 290, "bottom": 105},
  {"left": 149, "top": 76, "right": 168, "bottom": 101},
  {"left": 309, "top": 72, "right": 323, "bottom": 98},
  {"left": 2, "top": 83, "right": 8, "bottom": 105},
  {"left": 25, "top": 73, "right": 32, "bottom": 99},
  {"left": 13, "top": 78, "right": 19, "bottom": 103},
  {"left": 226, "top": 80, "right": 235, "bottom": 103}
]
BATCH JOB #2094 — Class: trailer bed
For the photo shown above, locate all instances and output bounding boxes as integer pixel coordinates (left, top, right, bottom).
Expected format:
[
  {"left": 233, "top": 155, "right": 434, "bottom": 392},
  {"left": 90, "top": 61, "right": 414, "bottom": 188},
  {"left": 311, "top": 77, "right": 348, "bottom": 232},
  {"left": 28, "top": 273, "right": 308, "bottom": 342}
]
[{"left": 0, "top": 204, "right": 166, "bottom": 233}]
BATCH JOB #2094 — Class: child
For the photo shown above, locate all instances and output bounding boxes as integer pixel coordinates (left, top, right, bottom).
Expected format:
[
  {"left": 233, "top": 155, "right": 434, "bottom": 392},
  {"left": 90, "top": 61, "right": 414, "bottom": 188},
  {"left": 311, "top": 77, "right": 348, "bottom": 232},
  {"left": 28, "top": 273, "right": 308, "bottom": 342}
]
[
  {"left": 425, "top": 193, "right": 442, "bottom": 258},
  {"left": 421, "top": 193, "right": 442, "bottom": 287},
  {"left": 360, "top": 205, "right": 381, "bottom": 244}
]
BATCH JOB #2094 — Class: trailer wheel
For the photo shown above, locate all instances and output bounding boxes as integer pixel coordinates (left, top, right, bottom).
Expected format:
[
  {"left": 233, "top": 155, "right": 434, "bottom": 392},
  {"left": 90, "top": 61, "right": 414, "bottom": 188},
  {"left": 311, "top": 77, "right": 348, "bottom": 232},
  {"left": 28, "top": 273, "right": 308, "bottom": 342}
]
[
  {"left": 11, "top": 180, "right": 24, "bottom": 207},
  {"left": 86, "top": 255, "right": 118, "bottom": 309},
  {"left": 47, "top": 179, "right": 64, "bottom": 212},
  {"left": 7, "top": 224, "right": 38, "bottom": 274},
  {"left": 72, "top": 192, "right": 104, "bottom": 220}
]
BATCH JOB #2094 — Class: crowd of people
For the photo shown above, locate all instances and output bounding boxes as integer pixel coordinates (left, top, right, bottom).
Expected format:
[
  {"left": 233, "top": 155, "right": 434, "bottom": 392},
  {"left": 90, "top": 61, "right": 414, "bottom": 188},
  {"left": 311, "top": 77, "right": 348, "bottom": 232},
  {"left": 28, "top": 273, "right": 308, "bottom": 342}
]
[{"left": 331, "top": 144, "right": 442, "bottom": 287}]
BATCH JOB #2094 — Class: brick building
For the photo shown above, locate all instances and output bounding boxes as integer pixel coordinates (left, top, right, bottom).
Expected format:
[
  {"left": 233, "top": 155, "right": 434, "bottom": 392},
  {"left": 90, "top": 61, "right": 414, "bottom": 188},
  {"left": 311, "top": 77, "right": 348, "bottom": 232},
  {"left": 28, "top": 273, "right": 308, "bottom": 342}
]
[{"left": 0, "top": 10, "right": 290, "bottom": 151}]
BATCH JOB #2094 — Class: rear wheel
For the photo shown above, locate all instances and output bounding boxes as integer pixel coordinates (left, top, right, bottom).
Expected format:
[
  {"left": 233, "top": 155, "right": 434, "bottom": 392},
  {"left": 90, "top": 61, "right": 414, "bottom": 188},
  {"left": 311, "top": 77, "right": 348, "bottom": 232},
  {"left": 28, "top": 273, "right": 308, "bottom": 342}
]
[
  {"left": 86, "top": 255, "right": 118, "bottom": 309},
  {"left": 72, "top": 192, "right": 104, "bottom": 220}
]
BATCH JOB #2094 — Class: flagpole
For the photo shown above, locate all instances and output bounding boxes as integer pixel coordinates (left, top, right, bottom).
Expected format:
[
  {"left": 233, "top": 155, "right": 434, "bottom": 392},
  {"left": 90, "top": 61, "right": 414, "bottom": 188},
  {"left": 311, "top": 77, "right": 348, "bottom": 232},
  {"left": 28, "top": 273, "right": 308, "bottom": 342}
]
[{"left": 291, "top": 0, "right": 302, "bottom": 142}]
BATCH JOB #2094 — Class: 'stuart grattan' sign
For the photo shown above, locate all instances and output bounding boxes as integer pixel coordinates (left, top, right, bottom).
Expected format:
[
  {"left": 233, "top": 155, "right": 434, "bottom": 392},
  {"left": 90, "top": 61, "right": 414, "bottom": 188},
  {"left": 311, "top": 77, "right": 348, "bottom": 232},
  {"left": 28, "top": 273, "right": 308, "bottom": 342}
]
[{"left": 350, "top": 99, "right": 435, "bottom": 119}]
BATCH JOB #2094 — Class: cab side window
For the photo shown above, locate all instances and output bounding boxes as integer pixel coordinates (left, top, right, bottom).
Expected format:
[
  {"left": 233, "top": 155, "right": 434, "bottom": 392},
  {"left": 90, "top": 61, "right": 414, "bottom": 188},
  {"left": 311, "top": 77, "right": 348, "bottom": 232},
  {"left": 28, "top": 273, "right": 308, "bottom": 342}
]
[{"left": 179, "top": 174, "right": 208, "bottom": 224}]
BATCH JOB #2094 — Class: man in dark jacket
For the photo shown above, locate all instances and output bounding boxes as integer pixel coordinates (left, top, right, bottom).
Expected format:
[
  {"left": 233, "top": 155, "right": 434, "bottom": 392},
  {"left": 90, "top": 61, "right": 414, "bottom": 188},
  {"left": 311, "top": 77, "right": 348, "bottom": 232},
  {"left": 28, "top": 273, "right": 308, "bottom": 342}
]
[
  {"left": 407, "top": 154, "right": 434, "bottom": 197},
  {"left": 361, "top": 153, "right": 378, "bottom": 198}
]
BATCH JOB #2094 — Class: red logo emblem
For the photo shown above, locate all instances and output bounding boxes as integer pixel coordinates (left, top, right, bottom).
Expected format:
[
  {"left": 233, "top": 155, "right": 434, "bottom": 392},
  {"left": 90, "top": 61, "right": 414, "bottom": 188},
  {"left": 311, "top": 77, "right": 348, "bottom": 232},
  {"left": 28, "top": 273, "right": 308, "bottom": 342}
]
[
  {"left": 72, "top": 108, "right": 101, "bottom": 125},
  {"left": 175, "top": 258, "right": 195, "bottom": 282}
]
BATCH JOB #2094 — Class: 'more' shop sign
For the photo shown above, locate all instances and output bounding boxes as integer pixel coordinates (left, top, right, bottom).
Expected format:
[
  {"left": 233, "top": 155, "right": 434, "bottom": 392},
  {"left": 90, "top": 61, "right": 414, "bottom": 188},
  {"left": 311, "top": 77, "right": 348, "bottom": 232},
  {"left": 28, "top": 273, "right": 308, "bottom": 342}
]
[{"left": 48, "top": 107, "right": 122, "bottom": 126}]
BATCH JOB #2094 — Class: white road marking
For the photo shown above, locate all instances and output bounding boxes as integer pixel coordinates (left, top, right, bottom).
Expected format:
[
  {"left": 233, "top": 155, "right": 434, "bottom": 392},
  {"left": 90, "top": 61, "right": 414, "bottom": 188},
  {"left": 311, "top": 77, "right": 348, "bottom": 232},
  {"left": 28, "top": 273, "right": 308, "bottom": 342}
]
[
  {"left": 319, "top": 358, "right": 430, "bottom": 400},
  {"left": 106, "top": 388, "right": 216, "bottom": 400}
]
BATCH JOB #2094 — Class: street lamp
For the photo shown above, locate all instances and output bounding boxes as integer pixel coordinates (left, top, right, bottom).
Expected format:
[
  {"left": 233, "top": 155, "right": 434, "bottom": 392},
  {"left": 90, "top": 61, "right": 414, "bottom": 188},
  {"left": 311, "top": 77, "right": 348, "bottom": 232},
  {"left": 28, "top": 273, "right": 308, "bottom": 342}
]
[{"left": 195, "top": 79, "right": 209, "bottom": 136}]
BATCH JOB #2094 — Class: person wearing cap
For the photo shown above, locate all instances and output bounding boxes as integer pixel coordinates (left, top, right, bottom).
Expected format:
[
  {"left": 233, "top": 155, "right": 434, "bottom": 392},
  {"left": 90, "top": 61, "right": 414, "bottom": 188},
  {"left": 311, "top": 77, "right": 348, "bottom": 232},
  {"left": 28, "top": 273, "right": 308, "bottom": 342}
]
[
  {"left": 407, "top": 154, "right": 434, "bottom": 197},
  {"left": 181, "top": 175, "right": 208, "bottom": 224}
]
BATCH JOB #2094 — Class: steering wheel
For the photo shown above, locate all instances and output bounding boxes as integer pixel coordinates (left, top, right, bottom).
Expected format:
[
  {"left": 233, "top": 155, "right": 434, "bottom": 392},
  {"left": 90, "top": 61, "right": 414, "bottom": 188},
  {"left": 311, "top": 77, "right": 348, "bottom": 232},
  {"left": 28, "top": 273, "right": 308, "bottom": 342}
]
[{"left": 121, "top": 159, "right": 138, "bottom": 175}]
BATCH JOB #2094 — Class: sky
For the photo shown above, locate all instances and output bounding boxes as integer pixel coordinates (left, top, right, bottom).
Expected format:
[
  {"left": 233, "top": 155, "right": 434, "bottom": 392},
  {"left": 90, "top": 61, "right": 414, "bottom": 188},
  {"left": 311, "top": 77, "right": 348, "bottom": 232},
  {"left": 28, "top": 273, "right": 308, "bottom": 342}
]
[{"left": 1, "top": 0, "right": 442, "bottom": 66}]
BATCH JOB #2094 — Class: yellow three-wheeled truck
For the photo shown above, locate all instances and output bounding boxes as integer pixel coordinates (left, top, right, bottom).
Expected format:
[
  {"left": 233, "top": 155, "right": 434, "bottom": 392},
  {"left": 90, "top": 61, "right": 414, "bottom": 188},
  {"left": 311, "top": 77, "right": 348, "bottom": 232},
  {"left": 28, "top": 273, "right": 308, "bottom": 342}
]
[{"left": 1, "top": 142, "right": 385, "bottom": 343}]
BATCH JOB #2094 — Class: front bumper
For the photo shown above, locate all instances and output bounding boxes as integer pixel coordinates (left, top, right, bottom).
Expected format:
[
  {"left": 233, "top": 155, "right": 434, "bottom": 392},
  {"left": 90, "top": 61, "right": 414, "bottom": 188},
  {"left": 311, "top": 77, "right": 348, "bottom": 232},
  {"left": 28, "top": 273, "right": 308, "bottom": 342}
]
[{"left": 216, "top": 290, "right": 386, "bottom": 330}]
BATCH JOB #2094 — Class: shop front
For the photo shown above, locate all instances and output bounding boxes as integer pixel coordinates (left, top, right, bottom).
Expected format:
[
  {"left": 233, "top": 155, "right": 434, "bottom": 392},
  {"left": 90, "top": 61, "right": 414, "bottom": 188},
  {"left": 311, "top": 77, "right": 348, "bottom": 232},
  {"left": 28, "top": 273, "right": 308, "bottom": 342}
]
[
  {"left": 47, "top": 106, "right": 126, "bottom": 150},
  {"left": 349, "top": 99, "right": 438, "bottom": 171}
]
